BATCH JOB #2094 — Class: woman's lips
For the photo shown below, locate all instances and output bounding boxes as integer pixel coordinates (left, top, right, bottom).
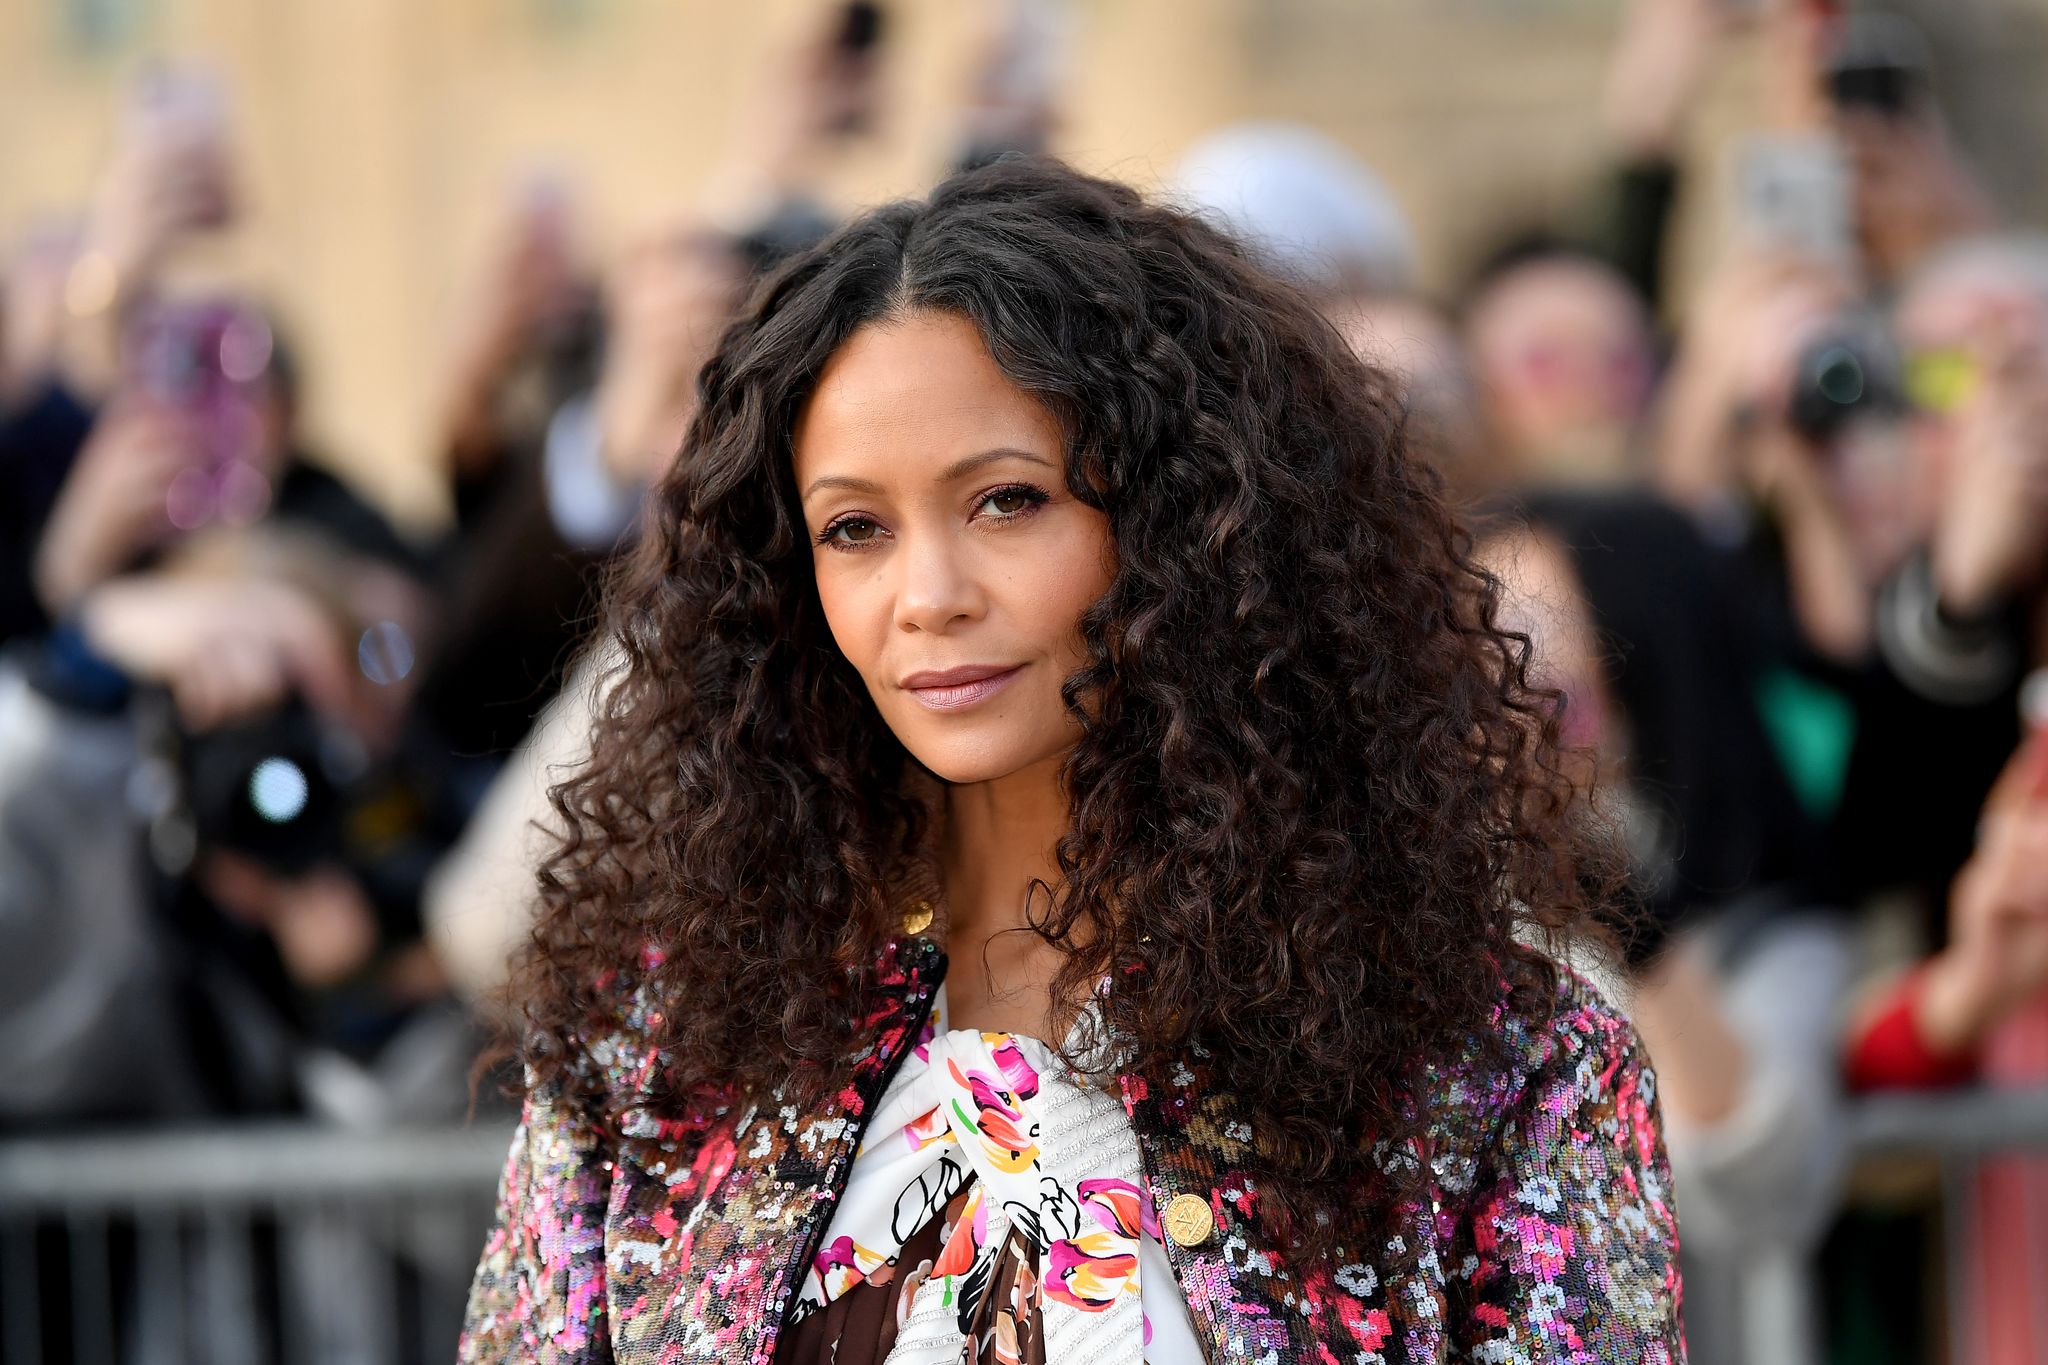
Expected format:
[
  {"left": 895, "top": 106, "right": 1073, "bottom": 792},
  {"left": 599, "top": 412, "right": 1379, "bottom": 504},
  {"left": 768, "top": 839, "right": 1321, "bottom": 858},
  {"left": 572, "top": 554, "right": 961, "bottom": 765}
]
[{"left": 901, "top": 664, "right": 1024, "bottom": 712}]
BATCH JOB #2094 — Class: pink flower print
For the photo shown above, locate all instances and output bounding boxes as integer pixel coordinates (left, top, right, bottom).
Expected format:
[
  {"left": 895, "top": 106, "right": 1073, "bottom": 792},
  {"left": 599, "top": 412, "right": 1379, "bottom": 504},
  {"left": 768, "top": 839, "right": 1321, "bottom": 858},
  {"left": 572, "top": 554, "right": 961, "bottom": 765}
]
[
  {"left": 812, "top": 1235, "right": 886, "bottom": 1298},
  {"left": 903, "top": 1102, "right": 951, "bottom": 1153},
  {"left": 690, "top": 1132, "right": 737, "bottom": 1192},
  {"left": 1515, "top": 1214, "right": 1573, "bottom": 1280},
  {"left": 1075, "top": 1177, "right": 1155, "bottom": 1240},
  {"left": 947, "top": 1057, "right": 1039, "bottom": 1172},
  {"left": 981, "top": 1034, "right": 1041, "bottom": 1100},
  {"left": 1335, "top": 1298, "right": 1391, "bottom": 1350},
  {"left": 1043, "top": 1233, "right": 1139, "bottom": 1311}
]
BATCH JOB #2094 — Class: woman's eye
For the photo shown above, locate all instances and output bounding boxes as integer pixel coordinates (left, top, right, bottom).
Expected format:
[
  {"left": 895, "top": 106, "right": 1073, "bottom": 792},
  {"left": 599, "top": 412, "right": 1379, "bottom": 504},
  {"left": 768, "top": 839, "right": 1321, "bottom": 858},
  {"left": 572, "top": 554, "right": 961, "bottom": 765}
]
[
  {"left": 823, "top": 517, "right": 880, "bottom": 546},
  {"left": 978, "top": 485, "right": 1046, "bottom": 518}
]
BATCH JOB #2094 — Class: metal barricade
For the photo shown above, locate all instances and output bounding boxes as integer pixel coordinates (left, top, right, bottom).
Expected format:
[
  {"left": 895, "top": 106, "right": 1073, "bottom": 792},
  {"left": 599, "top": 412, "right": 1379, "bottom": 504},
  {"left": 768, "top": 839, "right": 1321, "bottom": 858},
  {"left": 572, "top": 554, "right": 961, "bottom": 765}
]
[
  {"left": 0, "top": 1122, "right": 514, "bottom": 1365},
  {"left": 1847, "top": 1087, "right": 2048, "bottom": 1365},
  {"left": 13, "top": 1092, "right": 2048, "bottom": 1363},
  {"left": 1728, "top": 1087, "right": 2048, "bottom": 1365}
]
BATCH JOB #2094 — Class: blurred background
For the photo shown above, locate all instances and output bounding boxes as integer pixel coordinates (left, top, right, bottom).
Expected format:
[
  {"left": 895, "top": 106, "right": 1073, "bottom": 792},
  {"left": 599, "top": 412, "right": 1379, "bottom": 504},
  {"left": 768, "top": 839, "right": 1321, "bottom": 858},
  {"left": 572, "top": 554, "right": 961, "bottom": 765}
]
[{"left": 7, "top": 0, "right": 2048, "bottom": 1361}]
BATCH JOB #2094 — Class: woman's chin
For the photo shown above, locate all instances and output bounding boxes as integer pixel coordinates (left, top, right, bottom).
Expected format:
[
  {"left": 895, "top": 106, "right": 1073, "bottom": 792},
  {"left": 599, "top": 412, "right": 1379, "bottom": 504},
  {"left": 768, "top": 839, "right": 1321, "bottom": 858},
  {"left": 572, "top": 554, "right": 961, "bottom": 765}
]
[{"left": 892, "top": 724, "right": 1072, "bottom": 789}]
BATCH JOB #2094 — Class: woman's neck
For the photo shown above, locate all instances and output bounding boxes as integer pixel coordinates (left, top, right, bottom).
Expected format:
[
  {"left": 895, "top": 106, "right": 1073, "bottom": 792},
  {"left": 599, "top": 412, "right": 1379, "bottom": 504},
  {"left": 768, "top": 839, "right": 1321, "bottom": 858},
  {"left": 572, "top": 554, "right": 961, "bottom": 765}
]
[{"left": 933, "top": 749, "right": 1073, "bottom": 1039}]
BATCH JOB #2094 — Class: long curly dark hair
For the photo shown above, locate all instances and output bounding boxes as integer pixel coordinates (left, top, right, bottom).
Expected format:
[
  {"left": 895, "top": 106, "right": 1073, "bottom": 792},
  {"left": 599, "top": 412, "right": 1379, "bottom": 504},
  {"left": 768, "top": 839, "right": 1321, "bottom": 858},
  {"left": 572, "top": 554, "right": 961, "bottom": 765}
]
[{"left": 514, "top": 156, "right": 1618, "bottom": 1247}]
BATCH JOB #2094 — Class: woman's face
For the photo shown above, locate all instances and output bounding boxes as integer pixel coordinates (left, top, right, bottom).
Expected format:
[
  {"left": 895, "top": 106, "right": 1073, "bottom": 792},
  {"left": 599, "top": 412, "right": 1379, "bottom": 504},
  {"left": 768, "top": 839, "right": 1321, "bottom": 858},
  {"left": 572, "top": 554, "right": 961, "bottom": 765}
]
[{"left": 793, "top": 310, "right": 1115, "bottom": 785}]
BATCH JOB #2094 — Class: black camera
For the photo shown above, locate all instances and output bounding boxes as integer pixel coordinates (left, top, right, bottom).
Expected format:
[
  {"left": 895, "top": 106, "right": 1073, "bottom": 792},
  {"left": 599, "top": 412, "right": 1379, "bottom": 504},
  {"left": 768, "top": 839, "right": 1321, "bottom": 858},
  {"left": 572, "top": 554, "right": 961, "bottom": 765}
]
[
  {"left": 1786, "top": 318, "right": 1905, "bottom": 444},
  {"left": 178, "top": 701, "right": 357, "bottom": 876}
]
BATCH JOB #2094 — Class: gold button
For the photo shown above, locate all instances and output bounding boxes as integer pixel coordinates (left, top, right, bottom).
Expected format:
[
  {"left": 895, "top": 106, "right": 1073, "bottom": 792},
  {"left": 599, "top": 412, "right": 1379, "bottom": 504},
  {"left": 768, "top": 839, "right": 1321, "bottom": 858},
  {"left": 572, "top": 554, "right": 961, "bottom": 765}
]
[
  {"left": 901, "top": 900, "right": 934, "bottom": 936},
  {"left": 1161, "top": 1193, "right": 1214, "bottom": 1248}
]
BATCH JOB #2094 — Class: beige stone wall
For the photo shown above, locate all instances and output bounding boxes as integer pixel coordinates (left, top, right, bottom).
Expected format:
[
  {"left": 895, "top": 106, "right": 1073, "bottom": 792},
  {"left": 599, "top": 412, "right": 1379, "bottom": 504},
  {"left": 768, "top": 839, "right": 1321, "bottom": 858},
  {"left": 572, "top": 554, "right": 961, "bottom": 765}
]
[{"left": 4, "top": 0, "right": 2042, "bottom": 525}]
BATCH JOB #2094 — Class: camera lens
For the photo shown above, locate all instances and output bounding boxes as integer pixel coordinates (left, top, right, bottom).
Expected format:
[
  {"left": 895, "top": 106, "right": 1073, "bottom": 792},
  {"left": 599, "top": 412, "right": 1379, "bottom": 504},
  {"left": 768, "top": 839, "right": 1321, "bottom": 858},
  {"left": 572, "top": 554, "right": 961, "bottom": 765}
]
[
  {"left": 1811, "top": 346, "right": 1866, "bottom": 407},
  {"left": 247, "top": 755, "right": 311, "bottom": 824},
  {"left": 1787, "top": 320, "right": 1902, "bottom": 443}
]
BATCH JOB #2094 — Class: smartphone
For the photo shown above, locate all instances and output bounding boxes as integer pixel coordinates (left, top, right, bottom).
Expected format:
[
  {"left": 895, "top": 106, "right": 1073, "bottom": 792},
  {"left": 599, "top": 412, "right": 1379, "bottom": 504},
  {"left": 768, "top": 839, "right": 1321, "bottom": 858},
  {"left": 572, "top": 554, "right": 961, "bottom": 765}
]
[
  {"left": 1735, "top": 132, "right": 1855, "bottom": 263},
  {"left": 126, "top": 298, "right": 276, "bottom": 527}
]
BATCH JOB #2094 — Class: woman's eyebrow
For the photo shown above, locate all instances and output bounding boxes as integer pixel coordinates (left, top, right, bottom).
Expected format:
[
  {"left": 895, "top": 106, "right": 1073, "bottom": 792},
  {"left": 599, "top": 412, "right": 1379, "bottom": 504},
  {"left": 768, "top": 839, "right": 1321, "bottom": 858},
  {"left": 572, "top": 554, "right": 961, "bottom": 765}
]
[
  {"left": 800, "top": 448, "right": 1056, "bottom": 503},
  {"left": 936, "top": 447, "right": 1056, "bottom": 482}
]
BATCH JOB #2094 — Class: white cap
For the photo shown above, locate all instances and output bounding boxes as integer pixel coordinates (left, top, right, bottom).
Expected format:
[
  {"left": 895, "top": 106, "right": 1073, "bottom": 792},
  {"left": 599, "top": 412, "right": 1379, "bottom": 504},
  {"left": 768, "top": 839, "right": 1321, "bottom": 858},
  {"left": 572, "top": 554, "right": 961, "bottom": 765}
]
[{"left": 1171, "top": 122, "right": 1417, "bottom": 297}]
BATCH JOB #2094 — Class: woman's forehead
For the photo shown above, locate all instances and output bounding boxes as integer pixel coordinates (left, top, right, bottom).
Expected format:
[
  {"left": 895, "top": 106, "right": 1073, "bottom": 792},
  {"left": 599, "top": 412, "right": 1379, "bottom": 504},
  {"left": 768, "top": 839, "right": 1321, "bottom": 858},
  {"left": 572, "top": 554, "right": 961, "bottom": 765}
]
[{"left": 793, "top": 314, "right": 1061, "bottom": 485}]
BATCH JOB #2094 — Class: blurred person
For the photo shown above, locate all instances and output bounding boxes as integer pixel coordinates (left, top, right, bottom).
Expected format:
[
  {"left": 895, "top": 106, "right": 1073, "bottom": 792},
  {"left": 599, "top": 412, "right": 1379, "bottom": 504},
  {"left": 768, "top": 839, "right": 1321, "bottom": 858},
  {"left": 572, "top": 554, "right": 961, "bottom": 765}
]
[
  {"left": 1, "top": 224, "right": 98, "bottom": 645},
  {"left": 1483, "top": 501, "right": 1850, "bottom": 1365},
  {"left": 0, "top": 520, "right": 440, "bottom": 1126},
  {"left": 411, "top": 224, "right": 752, "bottom": 762},
  {"left": 1327, "top": 294, "right": 1494, "bottom": 502},
  {"left": 1, "top": 281, "right": 456, "bottom": 1123},
  {"left": 1822, "top": 11, "right": 1997, "bottom": 289},
  {"left": 1648, "top": 242, "right": 2031, "bottom": 913},
  {"left": 1, "top": 63, "right": 269, "bottom": 652},
  {"left": 1459, "top": 241, "right": 1660, "bottom": 489},
  {"left": 435, "top": 172, "right": 603, "bottom": 505},
  {"left": 458, "top": 158, "right": 1682, "bottom": 1363},
  {"left": 412, "top": 8, "right": 867, "bottom": 765},
  {"left": 1839, "top": 236, "right": 2048, "bottom": 904},
  {"left": 1841, "top": 715, "right": 2048, "bottom": 1365}
]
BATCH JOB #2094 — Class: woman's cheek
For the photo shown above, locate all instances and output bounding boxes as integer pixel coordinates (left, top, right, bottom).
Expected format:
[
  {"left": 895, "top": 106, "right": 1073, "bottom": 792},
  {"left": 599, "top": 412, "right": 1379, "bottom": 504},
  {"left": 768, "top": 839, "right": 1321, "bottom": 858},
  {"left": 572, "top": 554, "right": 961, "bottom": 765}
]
[{"left": 813, "top": 563, "right": 881, "bottom": 683}]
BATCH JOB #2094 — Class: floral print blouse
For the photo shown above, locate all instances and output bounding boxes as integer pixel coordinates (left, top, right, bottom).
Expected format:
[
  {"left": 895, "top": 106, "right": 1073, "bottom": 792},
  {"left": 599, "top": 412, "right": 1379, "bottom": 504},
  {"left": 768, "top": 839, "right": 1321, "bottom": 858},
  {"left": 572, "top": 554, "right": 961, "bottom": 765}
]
[{"left": 777, "top": 983, "right": 1202, "bottom": 1365}]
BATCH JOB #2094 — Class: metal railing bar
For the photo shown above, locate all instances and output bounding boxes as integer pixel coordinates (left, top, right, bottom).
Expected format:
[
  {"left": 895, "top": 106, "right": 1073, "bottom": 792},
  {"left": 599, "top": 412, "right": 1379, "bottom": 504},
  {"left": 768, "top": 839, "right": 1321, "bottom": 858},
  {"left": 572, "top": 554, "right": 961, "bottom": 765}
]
[
  {"left": 200, "top": 1205, "right": 262, "bottom": 1365},
  {"left": 135, "top": 1209, "right": 182, "bottom": 1364},
  {"left": 0, "top": 1123, "right": 514, "bottom": 1212},
  {"left": 1848, "top": 1087, "right": 2048, "bottom": 1157},
  {"left": 2, "top": 1218, "right": 43, "bottom": 1365},
  {"left": 65, "top": 1210, "right": 115, "bottom": 1365}
]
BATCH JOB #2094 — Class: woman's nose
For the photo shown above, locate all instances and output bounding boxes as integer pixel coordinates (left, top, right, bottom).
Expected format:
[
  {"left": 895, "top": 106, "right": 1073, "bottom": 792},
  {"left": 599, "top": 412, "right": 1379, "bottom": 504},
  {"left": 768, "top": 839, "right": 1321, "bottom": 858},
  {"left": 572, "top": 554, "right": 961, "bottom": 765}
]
[{"left": 892, "top": 530, "right": 985, "bottom": 634}]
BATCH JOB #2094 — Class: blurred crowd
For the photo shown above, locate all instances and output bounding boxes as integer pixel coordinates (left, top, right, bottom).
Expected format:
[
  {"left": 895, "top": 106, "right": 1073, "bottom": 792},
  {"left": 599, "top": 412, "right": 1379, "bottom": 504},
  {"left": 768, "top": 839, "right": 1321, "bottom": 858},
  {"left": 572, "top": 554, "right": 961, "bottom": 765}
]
[{"left": 5, "top": 0, "right": 2048, "bottom": 1360}]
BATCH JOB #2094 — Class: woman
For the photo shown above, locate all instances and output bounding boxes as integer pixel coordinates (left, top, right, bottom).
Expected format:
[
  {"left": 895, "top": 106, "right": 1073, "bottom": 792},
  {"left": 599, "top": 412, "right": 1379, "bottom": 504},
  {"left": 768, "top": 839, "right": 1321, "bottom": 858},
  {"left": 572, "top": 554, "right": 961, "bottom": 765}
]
[{"left": 458, "top": 158, "right": 1683, "bottom": 1364}]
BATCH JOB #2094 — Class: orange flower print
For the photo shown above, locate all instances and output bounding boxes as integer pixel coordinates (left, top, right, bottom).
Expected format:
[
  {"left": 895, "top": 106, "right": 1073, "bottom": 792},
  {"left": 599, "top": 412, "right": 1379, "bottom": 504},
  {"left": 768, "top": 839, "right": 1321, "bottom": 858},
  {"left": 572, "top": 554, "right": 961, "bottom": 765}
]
[
  {"left": 1043, "top": 1231, "right": 1139, "bottom": 1312},
  {"left": 932, "top": 1185, "right": 985, "bottom": 1282},
  {"left": 948, "top": 1056, "right": 1041, "bottom": 1173},
  {"left": 903, "top": 1101, "right": 951, "bottom": 1153},
  {"left": 1075, "top": 1178, "right": 1156, "bottom": 1240}
]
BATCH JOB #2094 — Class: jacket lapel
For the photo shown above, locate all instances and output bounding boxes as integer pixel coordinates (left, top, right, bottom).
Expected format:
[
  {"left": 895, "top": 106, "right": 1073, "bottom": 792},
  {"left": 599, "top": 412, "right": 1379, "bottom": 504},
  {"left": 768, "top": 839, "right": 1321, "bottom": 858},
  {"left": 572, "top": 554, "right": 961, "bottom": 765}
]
[
  {"left": 1124, "top": 1057, "right": 1311, "bottom": 1365},
  {"left": 1123, "top": 1049, "right": 1418, "bottom": 1365},
  {"left": 606, "top": 939, "right": 943, "bottom": 1365}
]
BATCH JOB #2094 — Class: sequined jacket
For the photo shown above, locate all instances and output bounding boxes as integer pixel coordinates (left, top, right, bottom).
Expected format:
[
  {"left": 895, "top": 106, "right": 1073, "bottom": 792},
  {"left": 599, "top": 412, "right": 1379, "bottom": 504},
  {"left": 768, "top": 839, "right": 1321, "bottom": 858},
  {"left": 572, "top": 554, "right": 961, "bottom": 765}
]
[{"left": 457, "top": 940, "right": 1685, "bottom": 1364}]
